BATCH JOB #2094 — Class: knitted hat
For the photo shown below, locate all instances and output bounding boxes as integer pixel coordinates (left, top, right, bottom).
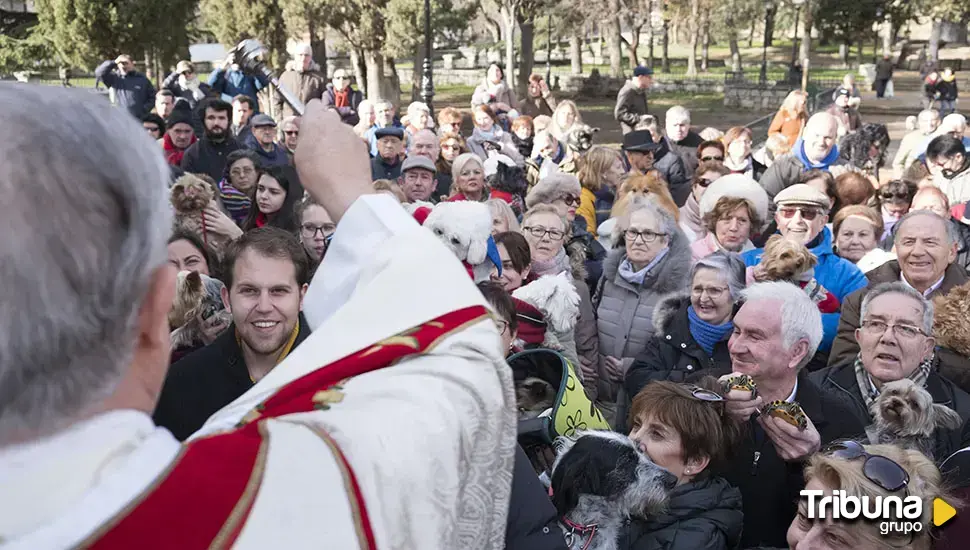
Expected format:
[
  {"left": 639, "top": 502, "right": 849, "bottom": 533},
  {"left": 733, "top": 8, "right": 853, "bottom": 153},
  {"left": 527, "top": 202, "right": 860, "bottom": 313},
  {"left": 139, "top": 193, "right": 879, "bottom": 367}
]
[
  {"left": 166, "top": 109, "right": 193, "bottom": 130},
  {"left": 698, "top": 174, "right": 769, "bottom": 223},
  {"left": 525, "top": 172, "right": 581, "bottom": 209},
  {"left": 511, "top": 297, "right": 547, "bottom": 345}
]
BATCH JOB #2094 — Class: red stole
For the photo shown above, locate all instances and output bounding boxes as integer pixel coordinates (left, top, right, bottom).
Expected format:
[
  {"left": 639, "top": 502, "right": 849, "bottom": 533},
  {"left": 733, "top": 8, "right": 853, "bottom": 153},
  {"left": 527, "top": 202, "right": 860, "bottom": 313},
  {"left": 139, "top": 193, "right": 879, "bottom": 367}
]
[{"left": 82, "top": 305, "right": 490, "bottom": 549}]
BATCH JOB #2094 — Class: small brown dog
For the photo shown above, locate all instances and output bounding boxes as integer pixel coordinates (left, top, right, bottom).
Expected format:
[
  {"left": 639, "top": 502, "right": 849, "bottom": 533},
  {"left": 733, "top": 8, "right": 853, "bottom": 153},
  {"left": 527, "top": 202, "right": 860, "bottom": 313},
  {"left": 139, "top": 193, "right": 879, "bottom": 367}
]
[
  {"left": 169, "top": 270, "right": 231, "bottom": 352},
  {"left": 753, "top": 235, "right": 840, "bottom": 313},
  {"left": 170, "top": 173, "right": 232, "bottom": 252},
  {"left": 867, "top": 378, "right": 962, "bottom": 459}
]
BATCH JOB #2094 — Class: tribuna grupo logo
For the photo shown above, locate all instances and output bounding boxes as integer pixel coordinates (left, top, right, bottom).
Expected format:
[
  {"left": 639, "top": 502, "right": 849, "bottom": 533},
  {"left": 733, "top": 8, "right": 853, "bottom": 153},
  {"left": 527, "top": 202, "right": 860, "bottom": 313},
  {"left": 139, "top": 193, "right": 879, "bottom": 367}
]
[{"left": 801, "top": 490, "right": 925, "bottom": 536}]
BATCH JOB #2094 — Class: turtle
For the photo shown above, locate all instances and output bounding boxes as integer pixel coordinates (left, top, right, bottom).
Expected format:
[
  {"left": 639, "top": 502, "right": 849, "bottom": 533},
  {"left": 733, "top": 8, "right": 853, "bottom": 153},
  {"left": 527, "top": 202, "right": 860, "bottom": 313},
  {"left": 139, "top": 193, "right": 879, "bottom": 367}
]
[
  {"left": 722, "top": 374, "right": 758, "bottom": 400},
  {"left": 762, "top": 400, "right": 808, "bottom": 430}
]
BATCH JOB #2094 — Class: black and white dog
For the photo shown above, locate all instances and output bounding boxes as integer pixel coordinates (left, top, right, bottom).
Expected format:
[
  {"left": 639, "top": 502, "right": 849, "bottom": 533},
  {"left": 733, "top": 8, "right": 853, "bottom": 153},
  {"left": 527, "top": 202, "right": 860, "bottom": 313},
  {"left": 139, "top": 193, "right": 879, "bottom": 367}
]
[{"left": 551, "top": 431, "right": 677, "bottom": 550}]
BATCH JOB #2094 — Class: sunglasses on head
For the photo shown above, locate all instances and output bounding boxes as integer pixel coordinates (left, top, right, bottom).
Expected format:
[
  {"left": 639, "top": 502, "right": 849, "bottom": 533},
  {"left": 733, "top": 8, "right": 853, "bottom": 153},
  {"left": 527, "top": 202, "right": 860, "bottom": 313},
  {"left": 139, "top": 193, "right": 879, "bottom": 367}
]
[
  {"left": 881, "top": 192, "right": 909, "bottom": 202},
  {"left": 779, "top": 206, "right": 822, "bottom": 221},
  {"left": 683, "top": 384, "right": 725, "bottom": 402},
  {"left": 824, "top": 440, "right": 910, "bottom": 492},
  {"left": 700, "top": 155, "right": 724, "bottom": 162}
]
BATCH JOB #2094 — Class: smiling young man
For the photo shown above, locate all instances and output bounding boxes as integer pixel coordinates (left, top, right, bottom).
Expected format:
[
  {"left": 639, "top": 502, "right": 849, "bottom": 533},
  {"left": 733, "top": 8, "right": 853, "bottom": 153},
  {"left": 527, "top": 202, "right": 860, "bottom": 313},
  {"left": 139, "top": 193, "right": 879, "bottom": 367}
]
[{"left": 153, "top": 227, "right": 311, "bottom": 441}]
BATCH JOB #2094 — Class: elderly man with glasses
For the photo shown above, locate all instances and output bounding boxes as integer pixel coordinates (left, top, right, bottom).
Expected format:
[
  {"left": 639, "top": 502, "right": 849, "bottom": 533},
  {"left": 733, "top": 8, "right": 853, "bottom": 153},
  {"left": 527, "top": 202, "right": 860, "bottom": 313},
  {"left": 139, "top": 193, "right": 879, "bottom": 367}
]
[
  {"left": 813, "top": 281, "right": 970, "bottom": 462},
  {"left": 322, "top": 68, "right": 364, "bottom": 126},
  {"left": 742, "top": 184, "right": 868, "bottom": 364}
]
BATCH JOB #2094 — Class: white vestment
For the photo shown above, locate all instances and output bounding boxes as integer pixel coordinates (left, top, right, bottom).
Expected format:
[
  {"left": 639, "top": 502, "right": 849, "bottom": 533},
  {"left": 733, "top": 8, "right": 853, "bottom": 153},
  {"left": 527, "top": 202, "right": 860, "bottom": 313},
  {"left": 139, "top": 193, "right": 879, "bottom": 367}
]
[{"left": 0, "top": 194, "right": 517, "bottom": 550}]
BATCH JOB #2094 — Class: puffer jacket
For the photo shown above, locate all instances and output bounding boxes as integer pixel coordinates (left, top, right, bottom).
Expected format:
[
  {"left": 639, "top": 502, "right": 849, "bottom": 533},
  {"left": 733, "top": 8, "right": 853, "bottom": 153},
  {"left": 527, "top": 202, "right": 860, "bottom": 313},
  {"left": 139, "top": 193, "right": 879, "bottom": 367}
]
[
  {"left": 568, "top": 244, "right": 601, "bottom": 400},
  {"left": 653, "top": 139, "right": 691, "bottom": 207},
  {"left": 742, "top": 226, "right": 867, "bottom": 354},
  {"left": 569, "top": 217, "right": 607, "bottom": 291},
  {"left": 622, "top": 294, "right": 733, "bottom": 431},
  {"left": 593, "top": 229, "right": 692, "bottom": 405},
  {"left": 618, "top": 476, "right": 743, "bottom": 550},
  {"left": 758, "top": 142, "right": 853, "bottom": 203}
]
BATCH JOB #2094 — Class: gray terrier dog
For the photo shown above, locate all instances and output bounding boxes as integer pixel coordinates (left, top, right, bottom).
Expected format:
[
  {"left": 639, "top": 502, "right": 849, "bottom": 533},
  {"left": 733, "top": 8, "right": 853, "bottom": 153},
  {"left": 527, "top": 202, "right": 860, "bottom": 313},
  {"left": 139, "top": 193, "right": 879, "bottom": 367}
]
[{"left": 866, "top": 379, "right": 962, "bottom": 459}]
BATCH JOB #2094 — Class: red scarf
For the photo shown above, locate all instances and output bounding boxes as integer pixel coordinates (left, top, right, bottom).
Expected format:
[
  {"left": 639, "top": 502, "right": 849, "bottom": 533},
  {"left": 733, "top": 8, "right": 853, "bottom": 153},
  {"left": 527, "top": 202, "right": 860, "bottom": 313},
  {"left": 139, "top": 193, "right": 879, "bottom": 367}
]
[
  {"left": 255, "top": 212, "right": 268, "bottom": 228},
  {"left": 334, "top": 88, "right": 350, "bottom": 108},
  {"left": 162, "top": 132, "right": 197, "bottom": 166}
]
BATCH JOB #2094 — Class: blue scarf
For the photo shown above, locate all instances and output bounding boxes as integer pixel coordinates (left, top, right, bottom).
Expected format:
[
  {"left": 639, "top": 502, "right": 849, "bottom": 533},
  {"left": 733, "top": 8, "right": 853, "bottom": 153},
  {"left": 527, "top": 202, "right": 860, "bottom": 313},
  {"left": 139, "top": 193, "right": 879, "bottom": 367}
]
[
  {"left": 793, "top": 137, "right": 840, "bottom": 170},
  {"left": 687, "top": 306, "right": 734, "bottom": 355}
]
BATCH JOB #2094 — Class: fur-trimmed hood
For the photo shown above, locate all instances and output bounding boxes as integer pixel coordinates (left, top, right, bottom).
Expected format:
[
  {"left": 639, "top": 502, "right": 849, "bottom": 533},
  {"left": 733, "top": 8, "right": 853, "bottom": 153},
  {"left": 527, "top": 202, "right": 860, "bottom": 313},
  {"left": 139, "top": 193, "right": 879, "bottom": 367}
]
[
  {"left": 934, "top": 281, "right": 970, "bottom": 357},
  {"left": 601, "top": 227, "right": 691, "bottom": 294},
  {"left": 651, "top": 292, "right": 691, "bottom": 335}
]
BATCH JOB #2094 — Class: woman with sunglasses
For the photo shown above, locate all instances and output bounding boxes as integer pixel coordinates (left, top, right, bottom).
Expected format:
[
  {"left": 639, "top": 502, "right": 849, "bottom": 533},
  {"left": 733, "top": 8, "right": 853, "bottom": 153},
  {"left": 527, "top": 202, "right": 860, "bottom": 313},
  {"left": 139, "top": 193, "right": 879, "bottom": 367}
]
[
  {"left": 593, "top": 198, "right": 691, "bottom": 424},
  {"left": 680, "top": 161, "right": 730, "bottom": 242},
  {"left": 624, "top": 377, "right": 744, "bottom": 550},
  {"left": 876, "top": 179, "right": 916, "bottom": 242},
  {"left": 691, "top": 175, "right": 768, "bottom": 262},
  {"left": 434, "top": 131, "right": 467, "bottom": 201},
  {"left": 788, "top": 441, "right": 946, "bottom": 550},
  {"left": 696, "top": 140, "right": 726, "bottom": 165}
]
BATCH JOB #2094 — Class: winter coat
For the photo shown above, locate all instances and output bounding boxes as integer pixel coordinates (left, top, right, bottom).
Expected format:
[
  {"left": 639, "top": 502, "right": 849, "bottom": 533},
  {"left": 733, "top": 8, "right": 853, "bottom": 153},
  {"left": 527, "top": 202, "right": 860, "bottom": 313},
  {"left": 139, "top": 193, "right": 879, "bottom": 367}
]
[
  {"left": 811, "top": 362, "right": 970, "bottom": 462},
  {"left": 934, "top": 161, "right": 970, "bottom": 206},
  {"left": 371, "top": 155, "right": 403, "bottom": 181},
  {"left": 875, "top": 59, "right": 894, "bottom": 81},
  {"left": 180, "top": 136, "right": 242, "bottom": 184},
  {"left": 577, "top": 188, "right": 598, "bottom": 234},
  {"left": 758, "top": 144, "right": 853, "bottom": 203},
  {"left": 654, "top": 139, "right": 691, "bottom": 207},
  {"left": 618, "top": 476, "right": 743, "bottom": 550},
  {"left": 725, "top": 371, "right": 866, "bottom": 548},
  {"left": 94, "top": 61, "right": 156, "bottom": 119},
  {"left": 742, "top": 226, "right": 867, "bottom": 353},
  {"left": 829, "top": 260, "right": 969, "bottom": 368},
  {"left": 275, "top": 68, "right": 326, "bottom": 118},
  {"left": 505, "top": 445, "right": 568, "bottom": 550},
  {"left": 593, "top": 230, "right": 692, "bottom": 405},
  {"left": 517, "top": 96, "right": 556, "bottom": 118},
  {"left": 569, "top": 217, "right": 607, "bottom": 291},
  {"left": 153, "top": 317, "right": 312, "bottom": 441},
  {"left": 467, "top": 127, "right": 526, "bottom": 167},
  {"left": 161, "top": 71, "right": 212, "bottom": 109},
  {"left": 768, "top": 110, "right": 806, "bottom": 149},
  {"left": 321, "top": 83, "right": 364, "bottom": 126},
  {"left": 615, "top": 81, "right": 649, "bottom": 135},
  {"left": 244, "top": 134, "right": 290, "bottom": 168},
  {"left": 623, "top": 294, "right": 733, "bottom": 414},
  {"left": 593, "top": 187, "right": 616, "bottom": 228},
  {"left": 936, "top": 78, "right": 959, "bottom": 101},
  {"left": 207, "top": 67, "right": 267, "bottom": 107},
  {"left": 667, "top": 131, "right": 704, "bottom": 176},
  {"left": 472, "top": 79, "right": 518, "bottom": 111}
]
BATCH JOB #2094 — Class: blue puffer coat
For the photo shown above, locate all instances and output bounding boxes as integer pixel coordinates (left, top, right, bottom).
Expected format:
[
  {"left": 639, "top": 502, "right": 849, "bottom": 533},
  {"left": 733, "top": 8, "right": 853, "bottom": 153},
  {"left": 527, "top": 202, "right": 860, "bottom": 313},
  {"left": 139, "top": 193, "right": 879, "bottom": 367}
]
[{"left": 741, "top": 226, "right": 867, "bottom": 353}]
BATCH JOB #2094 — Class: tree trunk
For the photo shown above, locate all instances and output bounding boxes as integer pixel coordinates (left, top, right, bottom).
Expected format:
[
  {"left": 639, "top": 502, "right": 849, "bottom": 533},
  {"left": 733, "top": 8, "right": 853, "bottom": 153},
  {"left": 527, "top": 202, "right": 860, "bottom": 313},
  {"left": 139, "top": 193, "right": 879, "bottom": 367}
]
[
  {"left": 569, "top": 34, "right": 583, "bottom": 74},
  {"left": 517, "top": 16, "right": 535, "bottom": 97},
  {"left": 764, "top": 6, "right": 776, "bottom": 47},
  {"left": 363, "top": 49, "right": 385, "bottom": 103},
  {"left": 504, "top": 7, "right": 516, "bottom": 86},
  {"left": 686, "top": 0, "right": 700, "bottom": 76},
  {"left": 350, "top": 48, "right": 367, "bottom": 96},
  {"left": 839, "top": 41, "right": 849, "bottom": 66},
  {"left": 308, "top": 18, "right": 327, "bottom": 78},
  {"left": 856, "top": 39, "right": 864, "bottom": 66},
  {"left": 648, "top": 30, "right": 655, "bottom": 69},
  {"left": 748, "top": 19, "right": 756, "bottom": 48},
  {"left": 623, "top": 24, "right": 641, "bottom": 69},
  {"left": 701, "top": 18, "right": 710, "bottom": 72},
  {"left": 928, "top": 19, "right": 942, "bottom": 63},
  {"left": 662, "top": 19, "right": 670, "bottom": 73},
  {"left": 799, "top": 0, "right": 813, "bottom": 64},
  {"left": 725, "top": 9, "right": 741, "bottom": 72},
  {"left": 411, "top": 44, "right": 422, "bottom": 102},
  {"left": 607, "top": 2, "right": 623, "bottom": 77},
  {"left": 881, "top": 19, "right": 892, "bottom": 57},
  {"left": 383, "top": 57, "right": 401, "bottom": 108}
]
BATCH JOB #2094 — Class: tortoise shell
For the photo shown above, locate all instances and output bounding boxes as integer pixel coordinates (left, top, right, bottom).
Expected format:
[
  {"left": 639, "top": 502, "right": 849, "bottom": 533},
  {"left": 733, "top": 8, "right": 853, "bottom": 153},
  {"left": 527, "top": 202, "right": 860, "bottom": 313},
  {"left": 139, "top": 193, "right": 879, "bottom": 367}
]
[
  {"left": 722, "top": 374, "right": 758, "bottom": 399},
  {"left": 762, "top": 400, "right": 808, "bottom": 430}
]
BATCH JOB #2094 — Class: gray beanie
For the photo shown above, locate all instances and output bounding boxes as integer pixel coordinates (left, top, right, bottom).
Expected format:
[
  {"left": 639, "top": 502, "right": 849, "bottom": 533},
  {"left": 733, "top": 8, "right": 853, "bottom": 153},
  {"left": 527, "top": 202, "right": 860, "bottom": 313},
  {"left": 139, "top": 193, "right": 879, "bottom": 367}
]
[{"left": 525, "top": 172, "right": 581, "bottom": 209}]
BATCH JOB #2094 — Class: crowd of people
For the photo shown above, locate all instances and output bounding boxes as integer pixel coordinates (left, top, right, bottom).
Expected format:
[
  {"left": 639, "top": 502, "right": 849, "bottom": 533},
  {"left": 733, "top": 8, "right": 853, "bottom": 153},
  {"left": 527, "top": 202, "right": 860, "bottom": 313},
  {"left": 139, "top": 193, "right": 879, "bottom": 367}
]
[{"left": 5, "top": 45, "right": 970, "bottom": 550}]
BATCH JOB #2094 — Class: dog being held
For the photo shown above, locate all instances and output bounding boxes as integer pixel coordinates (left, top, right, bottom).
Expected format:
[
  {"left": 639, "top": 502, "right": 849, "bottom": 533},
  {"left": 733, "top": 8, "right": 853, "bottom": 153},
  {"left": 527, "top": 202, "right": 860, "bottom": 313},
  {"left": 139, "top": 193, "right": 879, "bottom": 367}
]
[
  {"left": 169, "top": 270, "right": 232, "bottom": 353},
  {"left": 551, "top": 431, "right": 676, "bottom": 550},
  {"left": 751, "top": 235, "right": 840, "bottom": 313},
  {"left": 170, "top": 173, "right": 233, "bottom": 253},
  {"left": 866, "top": 378, "right": 962, "bottom": 459},
  {"left": 565, "top": 124, "right": 599, "bottom": 155},
  {"left": 516, "top": 376, "right": 557, "bottom": 420}
]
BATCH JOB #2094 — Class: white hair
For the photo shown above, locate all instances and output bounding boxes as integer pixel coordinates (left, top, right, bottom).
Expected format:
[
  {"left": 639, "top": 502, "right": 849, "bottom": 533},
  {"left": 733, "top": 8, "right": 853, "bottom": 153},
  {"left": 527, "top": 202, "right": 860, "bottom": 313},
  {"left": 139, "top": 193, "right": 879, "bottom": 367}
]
[
  {"left": 741, "top": 281, "right": 823, "bottom": 367},
  {"left": 665, "top": 105, "right": 691, "bottom": 124},
  {"left": 0, "top": 84, "right": 171, "bottom": 441}
]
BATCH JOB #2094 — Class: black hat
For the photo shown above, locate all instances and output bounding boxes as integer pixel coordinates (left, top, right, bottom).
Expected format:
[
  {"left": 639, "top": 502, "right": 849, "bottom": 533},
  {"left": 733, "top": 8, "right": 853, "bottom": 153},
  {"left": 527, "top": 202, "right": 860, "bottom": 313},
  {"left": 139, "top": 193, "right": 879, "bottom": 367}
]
[
  {"left": 375, "top": 127, "right": 404, "bottom": 140},
  {"left": 166, "top": 109, "right": 193, "bottom": 129},
  {"left": 633, "top": 66, "right": 654, "bottom": 77},
  {"left": 622, "top": 130, "right": 661, "bottom": 152}
]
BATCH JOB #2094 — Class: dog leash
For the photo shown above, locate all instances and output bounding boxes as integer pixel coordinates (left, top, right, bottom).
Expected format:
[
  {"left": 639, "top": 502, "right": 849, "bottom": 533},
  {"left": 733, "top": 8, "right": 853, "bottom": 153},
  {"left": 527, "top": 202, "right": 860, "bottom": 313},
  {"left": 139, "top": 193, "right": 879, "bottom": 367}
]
[{"left": 561, "top": 517, "right": 597, "bottom": 550}]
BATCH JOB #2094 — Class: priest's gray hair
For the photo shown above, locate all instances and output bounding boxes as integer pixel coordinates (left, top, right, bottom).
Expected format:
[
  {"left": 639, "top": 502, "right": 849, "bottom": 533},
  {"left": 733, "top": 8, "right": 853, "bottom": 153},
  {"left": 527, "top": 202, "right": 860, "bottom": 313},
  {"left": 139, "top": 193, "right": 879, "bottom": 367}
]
[
  {"left": 741, "top": 281, "right": 823, "bottom": 368},
  {"left": 0, "top": 85, "right": 171, "bottom": 442}
]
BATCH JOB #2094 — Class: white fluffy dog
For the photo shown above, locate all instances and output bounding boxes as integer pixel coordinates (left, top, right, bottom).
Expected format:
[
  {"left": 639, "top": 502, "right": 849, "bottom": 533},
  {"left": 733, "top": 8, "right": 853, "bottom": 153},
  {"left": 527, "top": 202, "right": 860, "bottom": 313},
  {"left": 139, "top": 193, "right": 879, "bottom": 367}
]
[
  {"left": 423, "top": 200, "right": 494, "bottom": 282},
  {"left": 512, "top": 273, "right": 581, "bottom": 358}
]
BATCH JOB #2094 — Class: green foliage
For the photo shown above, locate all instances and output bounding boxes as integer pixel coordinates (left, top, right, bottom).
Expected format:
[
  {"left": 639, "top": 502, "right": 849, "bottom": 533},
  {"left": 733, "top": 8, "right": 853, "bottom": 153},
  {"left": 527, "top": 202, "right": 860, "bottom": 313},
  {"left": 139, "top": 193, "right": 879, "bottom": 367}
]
[
  {"left": 0, "top": 32, "right": 55, "bottom": 73},
  {"left": 200, "top": 0, "right": 288, "bottom": 68},
  {"left": 815, "top": 0, "right": 884, "bottom": 43},
  {"left": 384, "top": 0, "right": 474, "bottom": 58},
  {"left": 33, "top": 0, "right": 197, "bottom": 70}
]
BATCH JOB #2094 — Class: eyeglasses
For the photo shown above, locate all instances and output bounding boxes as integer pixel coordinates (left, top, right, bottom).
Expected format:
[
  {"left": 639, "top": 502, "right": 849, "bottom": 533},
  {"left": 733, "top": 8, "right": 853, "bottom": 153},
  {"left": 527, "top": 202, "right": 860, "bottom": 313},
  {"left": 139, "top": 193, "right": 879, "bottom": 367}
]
[
  {"left": 523, "top": 226, "right": 565, "bottom": 240},
  {"left": 825, "top": 440, "right": 910, "bottom": 492},
  {"left": 696, "top": 177, "right": 717, "bottom": 187},
  {"left": 683, "top": 384, "right": 725, "bottom": 402},
  {"left": 691, "top": 285, "right": 728, "bottom": 299},
  {"left": 230, "top": 166, "right": 255, "bottom": 177},
  {"left": 624, "top": 229, "right": 667, "bottom": 243},
  {"left": 496, "top": 320, "right": 509, "bottom": 335},
  {"left": 284, "top": 130, "right": 299, "bottom": 136},
  {"left": 557, "top": 194, "right": 581, "bottom": 206},
  {"left": 880, "top": 192, "right": 909, "bottom": 202},
  {"left": 301, "top": 223, "right": 336, "bottom": 237},
  {"left": 700, "top": 155, "right": 724, "bottom": 162},
  {"left": 860, "top": 319, "right": 925, "bottom": 339},
  {"left": 778, "top": 207, "right": 822, "bottom": 221}
]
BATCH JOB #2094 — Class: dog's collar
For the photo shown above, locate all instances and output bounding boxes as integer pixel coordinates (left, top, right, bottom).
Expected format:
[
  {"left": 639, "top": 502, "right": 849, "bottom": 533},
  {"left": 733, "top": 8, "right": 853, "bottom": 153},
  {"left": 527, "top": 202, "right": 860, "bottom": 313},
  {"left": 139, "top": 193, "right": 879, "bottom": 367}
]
[{"left": 561, "top": 517, "right": 597, "bottom": 550}]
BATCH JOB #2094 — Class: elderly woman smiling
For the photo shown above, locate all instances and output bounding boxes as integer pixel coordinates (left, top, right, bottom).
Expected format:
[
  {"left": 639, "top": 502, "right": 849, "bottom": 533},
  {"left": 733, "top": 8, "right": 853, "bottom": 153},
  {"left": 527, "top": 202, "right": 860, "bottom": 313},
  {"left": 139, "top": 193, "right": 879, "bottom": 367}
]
[
  {"left": 447, "top": 153, "right": 488, "bottom": 202},
  {"left": 594, "top": 197, "right": 691, "bottom": 422},
  {"left": 691, "top": 174, "right": 768, "bottom": 262}
]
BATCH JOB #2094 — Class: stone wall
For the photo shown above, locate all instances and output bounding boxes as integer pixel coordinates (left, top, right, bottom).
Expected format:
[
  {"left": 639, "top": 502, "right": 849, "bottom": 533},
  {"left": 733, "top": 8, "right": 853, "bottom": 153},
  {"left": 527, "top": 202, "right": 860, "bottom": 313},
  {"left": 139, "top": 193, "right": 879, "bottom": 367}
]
[{"left": 722, "top": 84, "right": 793, "bottom": 110}]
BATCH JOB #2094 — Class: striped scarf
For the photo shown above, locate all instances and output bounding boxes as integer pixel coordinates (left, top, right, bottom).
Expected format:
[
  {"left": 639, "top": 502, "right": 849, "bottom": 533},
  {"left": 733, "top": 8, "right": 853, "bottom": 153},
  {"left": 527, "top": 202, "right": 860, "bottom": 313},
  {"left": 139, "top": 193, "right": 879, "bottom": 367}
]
[{"left": 853, "top": 352, "right": 932, "bottom": 412}]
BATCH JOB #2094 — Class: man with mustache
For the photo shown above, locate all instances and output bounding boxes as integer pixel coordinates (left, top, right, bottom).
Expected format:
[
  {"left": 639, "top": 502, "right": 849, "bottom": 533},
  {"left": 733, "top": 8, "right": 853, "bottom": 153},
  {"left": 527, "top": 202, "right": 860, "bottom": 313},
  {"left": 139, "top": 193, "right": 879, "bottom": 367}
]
[{"left": 180, "top": 98, "right": 242, "bottom": 182}]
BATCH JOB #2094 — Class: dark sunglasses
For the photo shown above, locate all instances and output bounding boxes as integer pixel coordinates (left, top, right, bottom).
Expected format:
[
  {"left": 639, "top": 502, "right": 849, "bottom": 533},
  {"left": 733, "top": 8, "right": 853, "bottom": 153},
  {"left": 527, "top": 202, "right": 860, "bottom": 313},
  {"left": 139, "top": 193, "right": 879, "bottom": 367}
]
[
  {"left": 284, "top": 130, "right": 299, "bottom": 136},
  {"left": 684, "top": 384, "right": 725, "bottom": 402},
  {"left": 696, "top": 177, "right": 717, "bottom": 187},
  {"left": 700, "top": 155, "right": 724, "bottom": 162},
  {"left": 880, "top": 192, "right": 909, "bottom": 202},
  {"left": 825, "top": 440, "right": 910, "bottom": 492},
  {"left": 559, "top": 194, "right": 581, "bottom": 206},
  {"left": 779, "top": 206, "right": 822, "bottom": 221}
]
